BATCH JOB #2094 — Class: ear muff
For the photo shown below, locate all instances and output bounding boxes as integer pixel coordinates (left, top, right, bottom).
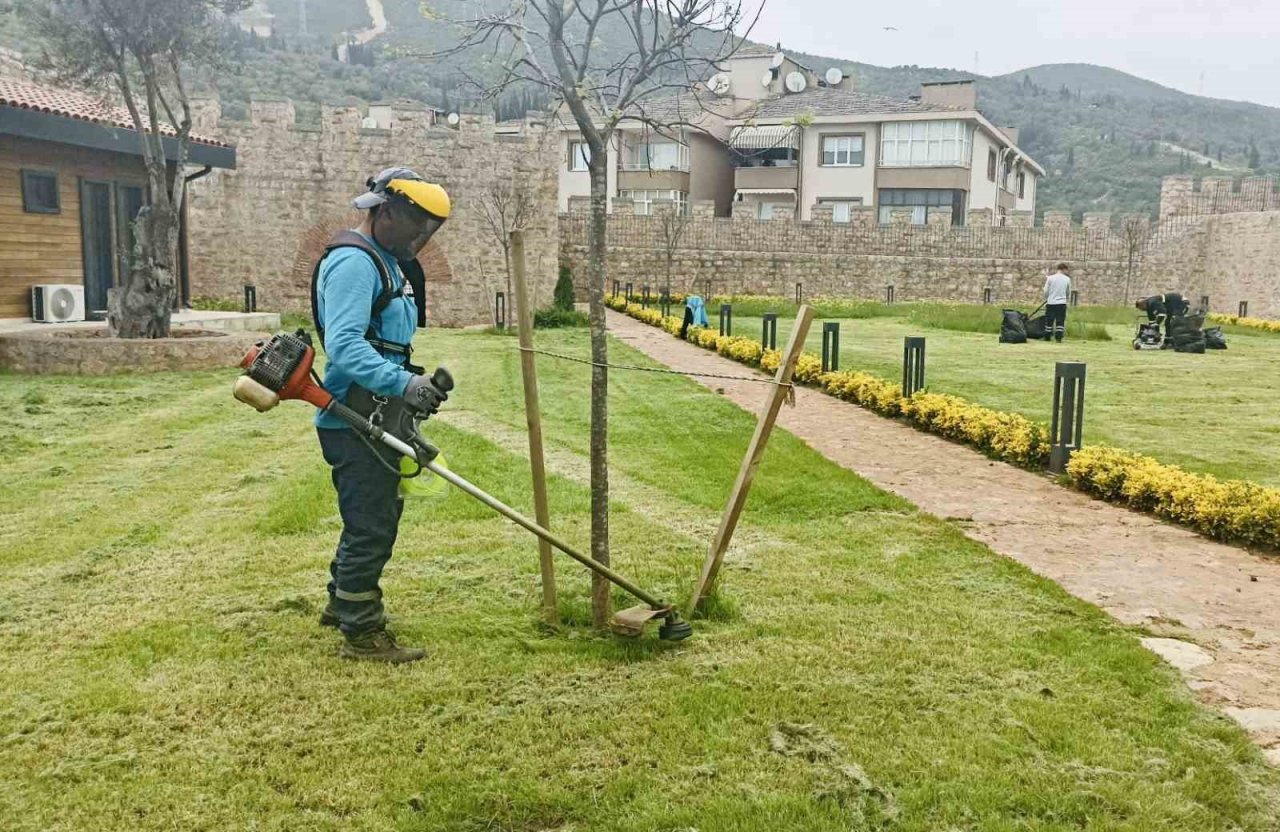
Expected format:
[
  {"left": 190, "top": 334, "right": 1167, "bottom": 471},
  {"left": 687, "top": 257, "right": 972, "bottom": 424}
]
[{"left": 386, "top": 179, "right": 451, "bottom": 220}]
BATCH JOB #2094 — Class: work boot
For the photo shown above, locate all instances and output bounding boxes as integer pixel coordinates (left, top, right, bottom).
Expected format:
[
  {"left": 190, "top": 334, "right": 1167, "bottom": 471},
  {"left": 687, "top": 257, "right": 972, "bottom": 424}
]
[{"left": 339, "top": 629, "right": 426, "bottom": 664}]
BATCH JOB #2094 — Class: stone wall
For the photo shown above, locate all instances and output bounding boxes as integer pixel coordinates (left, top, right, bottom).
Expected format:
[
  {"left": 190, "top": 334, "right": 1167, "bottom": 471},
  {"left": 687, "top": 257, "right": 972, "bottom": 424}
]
[
  {"left": 560, "top": 206, "right": 1165, "bottom": 307},
  {"left": 1199, "top": 212, "right": 1280, "bottom": 318},
  {"left": 186, "top": 99, "right": 560, "bottom": 326},
  {"left": 1160, "top": 174, "right": 1280, "bottom": 220}
]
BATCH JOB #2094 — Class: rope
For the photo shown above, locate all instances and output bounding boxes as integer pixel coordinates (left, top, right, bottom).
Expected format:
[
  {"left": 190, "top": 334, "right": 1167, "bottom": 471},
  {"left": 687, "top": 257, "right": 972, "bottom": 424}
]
[{"left": 517, "top": 346, "right": 796, "bottom": 406}]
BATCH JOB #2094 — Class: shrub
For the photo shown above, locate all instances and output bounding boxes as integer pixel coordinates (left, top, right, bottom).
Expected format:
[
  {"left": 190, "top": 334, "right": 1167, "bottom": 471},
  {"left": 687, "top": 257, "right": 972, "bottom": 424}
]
[
  {"left": 534, "top": 307, "right": 588, "bottom": 328},
  {"left": 553, "top": 266, "right": 576, "bottom": 311},
  {"left": 1066, "top": 446, "right": 1280, "bottom": 549},
  {"left": 1207, "top": 313, "right": 1280, "bottom": 335}
]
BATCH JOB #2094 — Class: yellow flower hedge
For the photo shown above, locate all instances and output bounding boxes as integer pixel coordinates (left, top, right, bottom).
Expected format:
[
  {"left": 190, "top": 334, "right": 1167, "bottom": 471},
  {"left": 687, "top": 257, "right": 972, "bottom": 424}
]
[
  {"left": 1207, "top": 313, "right": 1280, "bottom": 334},
  {"left": 606, "top": 293, "right": 1279, "bottom": 547},
  {"left": 1066, "top": 446, "right": 1280, "bottom": 549}
]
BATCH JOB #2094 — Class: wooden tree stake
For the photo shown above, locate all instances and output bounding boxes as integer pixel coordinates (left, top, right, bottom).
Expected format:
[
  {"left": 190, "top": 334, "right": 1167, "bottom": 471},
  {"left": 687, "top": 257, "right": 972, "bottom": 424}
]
[
  {"left": 510, "top": 231, "right": 558, "bottom": 625},
  {"left": 690, "top": 305, "right": 816, "bottom": 612}
]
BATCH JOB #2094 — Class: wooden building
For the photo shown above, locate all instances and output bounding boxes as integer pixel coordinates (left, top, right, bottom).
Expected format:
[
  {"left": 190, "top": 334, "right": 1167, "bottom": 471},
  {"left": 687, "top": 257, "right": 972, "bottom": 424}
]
[{"left": 0, "top": 77, "right": 236, "bottom": 319}]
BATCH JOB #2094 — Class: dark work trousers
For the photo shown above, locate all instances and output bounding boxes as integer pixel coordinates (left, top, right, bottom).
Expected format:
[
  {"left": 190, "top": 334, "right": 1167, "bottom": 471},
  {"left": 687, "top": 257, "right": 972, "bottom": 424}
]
[
  {"left": 1044, "top": 304, "right": 1067, "bottom": 342},
  {"left": 318, "top": 427, "right": 405, "bottom": 636},
  {"left": 680, "top": 306, "right": 694, "bottom": 339}
]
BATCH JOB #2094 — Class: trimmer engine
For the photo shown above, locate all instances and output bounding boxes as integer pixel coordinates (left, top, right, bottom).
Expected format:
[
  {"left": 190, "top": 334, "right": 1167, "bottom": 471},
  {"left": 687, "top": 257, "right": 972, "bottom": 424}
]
[{"left": 234, "top": 330, "right": 334, "bottom": 412}]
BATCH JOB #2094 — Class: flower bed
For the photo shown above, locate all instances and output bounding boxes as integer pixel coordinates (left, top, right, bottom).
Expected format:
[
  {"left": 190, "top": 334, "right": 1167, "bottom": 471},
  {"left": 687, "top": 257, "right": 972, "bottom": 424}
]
[
  {"left": 1207, "top": 313, "right": 1280, "bottom": 334},
  {"left": 609, "top": 293, "right": 1280, "bottom": 548}
]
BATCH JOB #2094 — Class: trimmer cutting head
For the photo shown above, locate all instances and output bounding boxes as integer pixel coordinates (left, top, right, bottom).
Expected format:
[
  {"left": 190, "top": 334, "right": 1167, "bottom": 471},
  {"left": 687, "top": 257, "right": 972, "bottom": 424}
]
[{"left": 610, "top": 605, "right": 694, "bottom": 641}]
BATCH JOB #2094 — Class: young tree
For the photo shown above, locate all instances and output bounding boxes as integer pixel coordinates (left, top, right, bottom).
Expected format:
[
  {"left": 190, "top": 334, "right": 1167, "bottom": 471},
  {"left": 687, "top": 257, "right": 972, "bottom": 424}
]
[
  {"left": 28, "top": 0, "right": 248, "bottom": 338},
  {"left": 477, "top": 172, "right": 536, "bottom": 309},
  {"left": 436, "top": 0, "right": 761, "bottom": 625},
  {"left": 656, "top": 200, "right": 691, "bottom": 293},
  {"left": 1119, "top": 215, "right": 1149, "bottom": 305}
]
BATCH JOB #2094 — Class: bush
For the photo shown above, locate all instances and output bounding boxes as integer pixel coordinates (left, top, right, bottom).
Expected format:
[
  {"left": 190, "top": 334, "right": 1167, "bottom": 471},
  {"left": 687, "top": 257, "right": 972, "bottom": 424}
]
[
  {"left": 1066, "top": 446, "right": 1280, "bottom": 550},
  {"left": 553, "top": 266, "right": 576, "bottom": 311},
  {"left": 534, "top": 307, "right": 588, "bottom": 328},
  {"left": 190, "top": 296, "right": 243, "bottom": 312},
  {"left": 1208, "top": 313, "right": 1280, "bottom": 335}
]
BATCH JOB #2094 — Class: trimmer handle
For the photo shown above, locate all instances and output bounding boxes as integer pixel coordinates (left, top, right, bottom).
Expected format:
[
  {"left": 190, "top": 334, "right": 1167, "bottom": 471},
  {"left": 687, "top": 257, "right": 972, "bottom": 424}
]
[{"left": 431, "top": 367, "right": 454, "bottom": 394}]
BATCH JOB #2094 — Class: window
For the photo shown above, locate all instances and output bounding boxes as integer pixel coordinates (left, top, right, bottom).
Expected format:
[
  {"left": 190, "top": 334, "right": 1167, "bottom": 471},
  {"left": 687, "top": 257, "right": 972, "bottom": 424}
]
[
  {"left": 880, "top": 120, "right": 972, "bottom": 167},
  {"left": 619, "top": 189, "right": 688, "bottom": 215},
  {"left": 818, "top": 198, "right": 863, "bottom": 222},
  {"left": 821, "top": 134, "right": 865, "bottom": 166},
  {"left": 1017, "top": 171, "right": 1026, "bottom": 199},
  {"left": 624, "top": 140, "right": 689, "bottom": 172},
  {"left": 568, "top": 141, "right": 589, "bottom": 172},
  {"left": 21, "top": 170, "right": 60, "bottom": 214},
  {"left": 877, "top": 188, "right": 965, "bottom": 226},
  {"left": 1002, "top": 158, "right": 1014, "bottom": 192},
  {"left": 987, "top": 149, "right": 997, "bottom": 182}
]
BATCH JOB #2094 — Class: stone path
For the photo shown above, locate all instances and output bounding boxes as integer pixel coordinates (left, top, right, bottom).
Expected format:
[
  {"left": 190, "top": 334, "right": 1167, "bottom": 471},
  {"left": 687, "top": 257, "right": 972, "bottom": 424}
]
[{"left": 607, "top": 310, "right": 1280, "bottom": 763}]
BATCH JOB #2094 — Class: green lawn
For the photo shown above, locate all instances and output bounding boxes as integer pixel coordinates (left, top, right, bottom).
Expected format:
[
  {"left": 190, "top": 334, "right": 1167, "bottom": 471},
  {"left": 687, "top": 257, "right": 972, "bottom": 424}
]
[
  {"left": 727, "top": 311, "right": 1280, "bottom": 487},
  {"left": 1, "top": 328, "right": 1277, "bottom": 830}
]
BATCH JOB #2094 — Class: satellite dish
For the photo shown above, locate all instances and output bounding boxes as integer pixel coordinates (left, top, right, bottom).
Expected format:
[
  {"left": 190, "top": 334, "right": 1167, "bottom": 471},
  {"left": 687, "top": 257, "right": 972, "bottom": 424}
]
[
  {"left": 706, "top": 73, "right": 731, "bottom": 96},
  {"left": 361, "top": 116, "right": 379, "bottom": 129},
  {"left": 770, "top": 52, "right": 785, "bottom": 69},
  {"left": 760, "top": 70, "right": 775, "bottom": 89},
  {"left": 825, "top": 67, "right": 844, "bottom": 86},
  {"left": 446, "top": 112, "right": 461, "bottom": 127},
  {"left": 785, "top": 71, "right": 807, "bottom": 94}
]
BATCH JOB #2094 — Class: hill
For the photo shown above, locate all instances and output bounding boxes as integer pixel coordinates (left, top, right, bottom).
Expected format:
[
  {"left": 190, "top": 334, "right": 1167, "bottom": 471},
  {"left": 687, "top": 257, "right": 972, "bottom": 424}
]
[{"left": 5, "top": 0, "right": 1278, "bottom": 217}]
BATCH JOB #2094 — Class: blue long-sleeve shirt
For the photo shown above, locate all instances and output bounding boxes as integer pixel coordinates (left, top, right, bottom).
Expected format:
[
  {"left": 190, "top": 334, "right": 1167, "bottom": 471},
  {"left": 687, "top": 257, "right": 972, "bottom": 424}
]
[{"left": 314, "top": 233, "right": 418, "bottom": 429}]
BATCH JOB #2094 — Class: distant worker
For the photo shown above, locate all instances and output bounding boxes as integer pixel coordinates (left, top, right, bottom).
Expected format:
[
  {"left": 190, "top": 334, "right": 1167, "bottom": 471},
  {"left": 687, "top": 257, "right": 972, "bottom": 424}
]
[
  {"left": 1041, "top": 262, "right": 1072, "bottom": 342},
  {"left": 681, "top": 294, "right": 710, "bottom": 339},
  {"left": 1136, "top": 292, "right": 1189, "bottom": 344}
]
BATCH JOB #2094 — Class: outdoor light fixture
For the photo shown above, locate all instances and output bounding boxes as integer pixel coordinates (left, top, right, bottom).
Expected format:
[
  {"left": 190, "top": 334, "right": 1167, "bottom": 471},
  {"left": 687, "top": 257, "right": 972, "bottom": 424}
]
[
  {"left": 719, "top": 303, "right": 733, "bottom": 336},
  {"left": 821, "top": 321, "right": 840, "bottom": 372},
  {"left": 495, "top": 291, "right": 507, "bottom": 330},
  {"left": 762, "top": 313, "right": 778, "bottom": 350},
  {"left": 1050, "top": 362, "right": 1086, "bottom": 474},
  {"left": 902, "top": 337, "right": 926, "bottom": 398}
]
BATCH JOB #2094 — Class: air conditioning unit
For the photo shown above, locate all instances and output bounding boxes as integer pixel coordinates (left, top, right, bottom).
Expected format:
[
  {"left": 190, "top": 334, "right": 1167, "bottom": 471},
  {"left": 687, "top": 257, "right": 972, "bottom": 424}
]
[{"left": 31, "top": 284, "right": 86, "bottom": 323}]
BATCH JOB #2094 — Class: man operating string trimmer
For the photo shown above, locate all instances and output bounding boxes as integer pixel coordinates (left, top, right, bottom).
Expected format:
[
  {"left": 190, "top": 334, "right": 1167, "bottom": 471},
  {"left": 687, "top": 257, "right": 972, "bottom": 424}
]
[{"left": 310, "top": 168, "right": 453, "bottom": 663}]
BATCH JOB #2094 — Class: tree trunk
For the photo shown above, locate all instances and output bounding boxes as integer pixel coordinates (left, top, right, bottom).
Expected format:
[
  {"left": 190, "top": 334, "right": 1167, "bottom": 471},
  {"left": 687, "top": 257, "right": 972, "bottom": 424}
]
[
  {"left": 586, "top": 159, "right": 611, "bottom": 627},
  {"left": 108, "top": 199, "right": 179, "bottom": 338}
]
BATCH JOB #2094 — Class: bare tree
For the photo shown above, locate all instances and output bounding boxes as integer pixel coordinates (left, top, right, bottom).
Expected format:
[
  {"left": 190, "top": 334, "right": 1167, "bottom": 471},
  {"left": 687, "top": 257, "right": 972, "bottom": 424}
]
[
  {"left": 655, "top": 200, "right": 691, "bottom": 294},
  {"left": 1119, "top": 214, "right": 1150, "bottom": 305},
  {"left": 477, "top": 172, "right": 536, "bottom": 309},
  {"left": 435, "top": 0, "right": 762, "bottom": 625},
  {"left": 29, "top": 0, "right": 248, "bottom": 338}
]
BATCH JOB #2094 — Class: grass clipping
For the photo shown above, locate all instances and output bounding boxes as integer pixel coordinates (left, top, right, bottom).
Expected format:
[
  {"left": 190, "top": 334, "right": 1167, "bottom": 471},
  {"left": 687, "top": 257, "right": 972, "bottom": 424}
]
[{"left": 770, "top": 722, "right": 899, "bottom": 823}]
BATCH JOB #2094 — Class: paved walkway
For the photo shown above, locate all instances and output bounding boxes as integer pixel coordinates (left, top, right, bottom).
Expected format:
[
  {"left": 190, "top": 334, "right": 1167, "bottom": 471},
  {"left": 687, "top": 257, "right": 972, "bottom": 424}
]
[{"left": 608, "top": 310, "right": 1280, "bottom": 763}]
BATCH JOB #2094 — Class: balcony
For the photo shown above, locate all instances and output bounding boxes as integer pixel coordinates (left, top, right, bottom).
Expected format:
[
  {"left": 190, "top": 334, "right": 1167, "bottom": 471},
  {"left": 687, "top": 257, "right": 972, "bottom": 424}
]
[
  {"left": 734, "top": 165, "right": 799, "bottom": 192},
  {"left": 617, "top": 169, "right": 690, "bottom": 191}
]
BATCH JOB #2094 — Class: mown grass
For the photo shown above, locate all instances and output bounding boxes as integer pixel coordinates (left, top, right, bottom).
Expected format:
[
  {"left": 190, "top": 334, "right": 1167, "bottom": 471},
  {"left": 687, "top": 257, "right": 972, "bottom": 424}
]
[
  {"left": 0, "top": 328, "right": 1277, "bottom": 830},
  {"left": 726, "top": 312, "right": 1280, "bottom": 487}
]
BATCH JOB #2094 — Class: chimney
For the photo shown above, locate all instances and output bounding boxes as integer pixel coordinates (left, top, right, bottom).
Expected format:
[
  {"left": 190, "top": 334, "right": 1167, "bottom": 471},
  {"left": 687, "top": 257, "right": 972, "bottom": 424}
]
[
  {"left": 1001, "top": 126, "right": 1020, "bottom": 145},
  {"left": 920, "top": 80, "right": 977, "bottom": 110}
]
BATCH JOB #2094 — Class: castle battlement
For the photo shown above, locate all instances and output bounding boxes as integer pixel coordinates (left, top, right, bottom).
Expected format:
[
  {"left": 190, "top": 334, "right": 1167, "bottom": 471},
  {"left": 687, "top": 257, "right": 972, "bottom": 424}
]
[{"left": 1160, "top": 174, "right": 1280, "bottom": 219}]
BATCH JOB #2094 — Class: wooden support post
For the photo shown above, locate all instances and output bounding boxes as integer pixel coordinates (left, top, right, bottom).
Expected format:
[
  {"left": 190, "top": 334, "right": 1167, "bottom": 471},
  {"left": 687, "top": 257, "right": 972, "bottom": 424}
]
[
  {"left": 690, "top": 305, "right": 816, "bottom": 612},
  {"left": 510, "top": 231, "right": 558, "bottom": 625}
]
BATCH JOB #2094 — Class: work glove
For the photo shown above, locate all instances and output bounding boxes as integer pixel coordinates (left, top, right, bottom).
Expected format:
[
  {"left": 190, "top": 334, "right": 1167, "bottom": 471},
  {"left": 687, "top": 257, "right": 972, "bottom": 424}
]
[{"left": 403, "top": 369, "right": 452, "bottom": 416}]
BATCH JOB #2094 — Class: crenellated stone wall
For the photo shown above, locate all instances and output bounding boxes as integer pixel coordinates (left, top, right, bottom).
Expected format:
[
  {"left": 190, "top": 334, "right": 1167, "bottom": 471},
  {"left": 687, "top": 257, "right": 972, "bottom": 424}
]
[
  {"left": 1160, "top": 174, "right": 1280, "bottom": 220},
  {"left": 185, "top": 98, "right": 560, "bottom": 326}
]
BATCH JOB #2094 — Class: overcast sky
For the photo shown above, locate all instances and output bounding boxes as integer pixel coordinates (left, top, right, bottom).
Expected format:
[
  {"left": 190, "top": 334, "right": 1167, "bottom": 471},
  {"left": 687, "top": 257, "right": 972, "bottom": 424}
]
[{"left": 746, "top": 0, "right": 1280, "bottom": 108}]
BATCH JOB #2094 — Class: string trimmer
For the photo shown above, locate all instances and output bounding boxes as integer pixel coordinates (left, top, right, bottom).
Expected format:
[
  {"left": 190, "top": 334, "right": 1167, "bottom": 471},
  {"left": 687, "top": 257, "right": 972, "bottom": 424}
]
[{"left": 232, "top": 330, "right": 692, "bottom": 642}]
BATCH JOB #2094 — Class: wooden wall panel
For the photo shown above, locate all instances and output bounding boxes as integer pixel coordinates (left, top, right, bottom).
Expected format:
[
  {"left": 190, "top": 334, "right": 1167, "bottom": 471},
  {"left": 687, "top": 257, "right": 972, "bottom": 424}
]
[{"left": 0, "top": 136, "right": 146, "bottom": 318}]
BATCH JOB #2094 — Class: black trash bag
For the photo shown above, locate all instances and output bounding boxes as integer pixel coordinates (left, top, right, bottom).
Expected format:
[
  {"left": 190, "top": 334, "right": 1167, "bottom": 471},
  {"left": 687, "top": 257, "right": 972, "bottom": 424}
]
[
  {"left": 999, "top": 309, "right": 1027, "bottom": 344},
  {"left": 1025, "top": 315, "right": 1048, "bottom": 340},
  {"left": 1170, "top": 313, "right": 1206, "bottom": 353},
  {"left": 1204, "top": 326, "right": 1228, "bottom": 350}
]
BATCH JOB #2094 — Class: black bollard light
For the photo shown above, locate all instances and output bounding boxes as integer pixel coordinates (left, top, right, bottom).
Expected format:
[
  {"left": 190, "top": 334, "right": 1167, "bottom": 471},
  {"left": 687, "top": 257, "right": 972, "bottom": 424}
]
[
  {"left": 795, "top": 282, "right": 803, "bottom": 305},
  {"left": 1239, "top": 300, "right": 1249, "bottom": 317},
  {"left": 982, "top": 286, "right": 993, "bottom": 305},
  {"left": 1070, "top": 290, "right": 1079, "bottom": 307},
  {"left": 660, "top": 290, "right": 671, "bottom": 318},
  {"left": 612, "top": 280, "right": 620, "bottom": 298},
  {"left": 625, "top": 282, "right": 633, "bottom": 302},
  {"left": 885, "top": 285, "right": 896, "bottom": 305},
  {"left": 1200, "top": 294, "right": 1210, "bottom": 312},
  {"left": 1049, "top": 362, "right": 1087, "bottom": 474},
  {"left": 495, "top": 291, "right": 507, "bottom": 330},
  {"left": 719, "top": 303, "right": 733, "bottom": 336},
  {"left": 902, "top": 336, "right": 926, "bottom": 398},
  {"left": 821, "top": 322, "right": 840, "bottom": 372},
  {"left": 243, "top": 284, "right": 257, "bottom": 313},
  {"left": 762, "top": 313, "right": 778, "bottom": 351}
]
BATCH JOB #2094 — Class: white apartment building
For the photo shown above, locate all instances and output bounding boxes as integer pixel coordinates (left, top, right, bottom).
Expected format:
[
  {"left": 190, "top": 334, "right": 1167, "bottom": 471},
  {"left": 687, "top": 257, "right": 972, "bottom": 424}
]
[{"left": 554, "top": 48, "right": 1043, "bottom": 225}]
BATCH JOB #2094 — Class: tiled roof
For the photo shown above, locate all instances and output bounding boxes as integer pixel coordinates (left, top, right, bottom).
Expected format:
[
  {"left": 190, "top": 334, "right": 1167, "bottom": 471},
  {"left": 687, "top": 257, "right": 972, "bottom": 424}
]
[
  {"left": 0, "top": 76, "right": 229, "bottom": 148},
  {"left": 747, "top": 87, "right": 962, "bottom": 120}
]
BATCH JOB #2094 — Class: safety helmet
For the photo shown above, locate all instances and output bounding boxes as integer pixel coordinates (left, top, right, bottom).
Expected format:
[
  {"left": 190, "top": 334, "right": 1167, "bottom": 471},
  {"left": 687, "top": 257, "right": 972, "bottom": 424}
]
[{"left": 353, "top": 167, "right": 451, "bottom": 221}]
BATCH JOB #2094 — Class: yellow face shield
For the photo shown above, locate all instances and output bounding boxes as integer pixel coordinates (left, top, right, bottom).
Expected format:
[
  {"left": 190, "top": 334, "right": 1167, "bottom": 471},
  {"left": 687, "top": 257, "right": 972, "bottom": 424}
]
[{"left": 386, "top": 179, "right": 451, "bottom": 221}]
